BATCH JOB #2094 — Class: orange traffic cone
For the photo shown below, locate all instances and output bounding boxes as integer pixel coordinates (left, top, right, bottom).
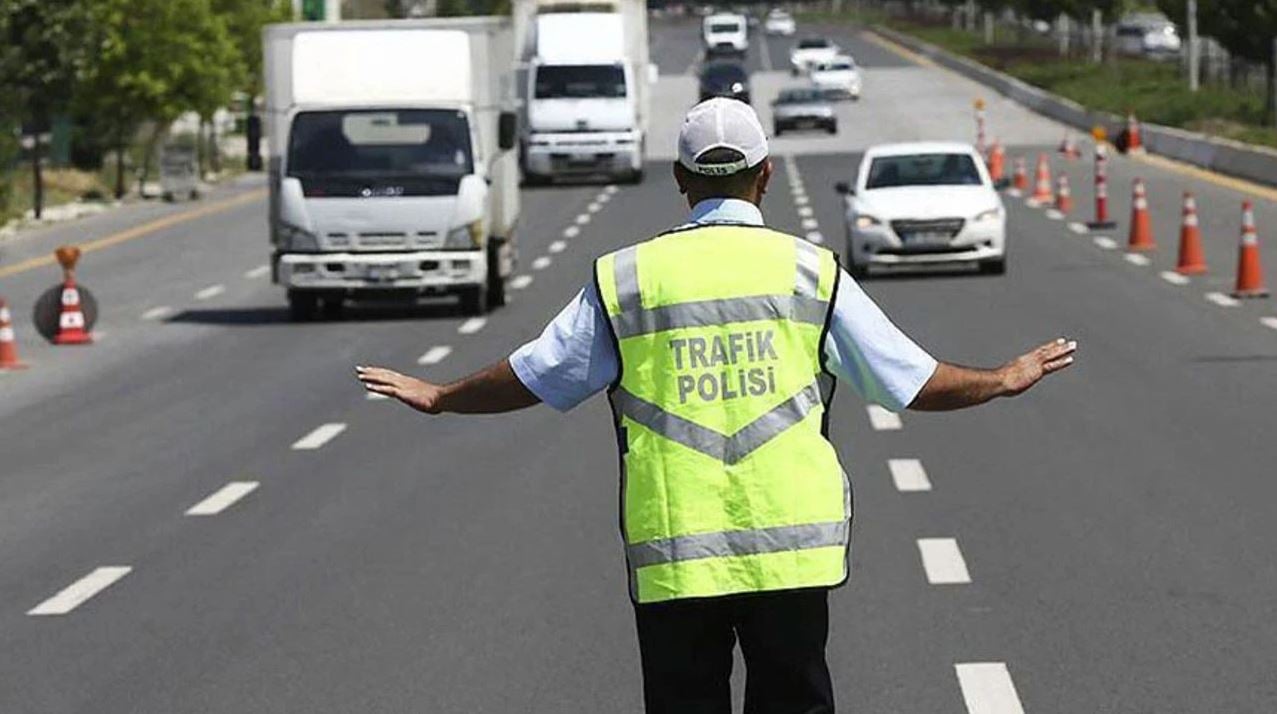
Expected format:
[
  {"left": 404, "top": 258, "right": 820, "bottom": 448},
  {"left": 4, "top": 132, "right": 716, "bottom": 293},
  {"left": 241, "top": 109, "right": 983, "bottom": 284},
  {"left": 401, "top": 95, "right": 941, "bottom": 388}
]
[
  {"left": 53, "top": 276, "right": 93, "bottom": 345},
  {"left": 1232, "top": 200, "right": 1269, "bottom": 298},
  {"left": 1054, "top": 175, "right": 1073, "bottom": 213},
  {"left": 1058, "top": 134, "right": 1080, "bottom": 159},
  {"left": 987, "top": 140, "right": 1005, "bottom": 183},
  {"left": 0, "top": 298, "right": 27, "bottom": 370},
  {"left": 1127, "top": 178, "right": 1155, "bottom": 251},
  {"left": 1029, "top": 154, "right": 1053, "bottom": 205},
  {"left": 1012, "top": 157, "right": 1028, "bottom": 192},
  {"left": 1125, "top": 112, "right": 1144, "bottom": 154},
  {"left": 1174, "top": 192, "right": 1207, "bottom": 275}
]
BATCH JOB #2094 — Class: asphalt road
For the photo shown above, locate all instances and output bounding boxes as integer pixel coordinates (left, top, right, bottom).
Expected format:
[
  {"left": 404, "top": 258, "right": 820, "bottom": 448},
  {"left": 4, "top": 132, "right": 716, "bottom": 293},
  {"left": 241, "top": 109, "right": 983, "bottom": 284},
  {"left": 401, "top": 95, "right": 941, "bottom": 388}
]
[{"left": 3, "top": 17, "right": 1277, "bottom": 714}]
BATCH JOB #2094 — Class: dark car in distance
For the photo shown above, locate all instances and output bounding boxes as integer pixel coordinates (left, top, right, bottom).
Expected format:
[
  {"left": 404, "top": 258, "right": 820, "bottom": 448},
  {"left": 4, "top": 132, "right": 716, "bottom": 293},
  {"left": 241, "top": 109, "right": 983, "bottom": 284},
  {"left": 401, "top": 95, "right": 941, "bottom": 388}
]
[
  {"left": 699, "top": 61, "right": 751, "bottom": 105},
  {"left": 772, "top": 87, "right": 836, "bottom": 136}
]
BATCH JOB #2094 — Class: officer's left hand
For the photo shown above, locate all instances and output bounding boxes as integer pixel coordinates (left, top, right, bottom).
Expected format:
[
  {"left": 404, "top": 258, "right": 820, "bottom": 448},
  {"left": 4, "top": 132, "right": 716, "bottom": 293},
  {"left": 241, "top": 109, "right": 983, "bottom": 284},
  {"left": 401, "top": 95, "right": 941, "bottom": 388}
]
[{"left": 356, "top": 366, "right": 444, "bottom": 413}]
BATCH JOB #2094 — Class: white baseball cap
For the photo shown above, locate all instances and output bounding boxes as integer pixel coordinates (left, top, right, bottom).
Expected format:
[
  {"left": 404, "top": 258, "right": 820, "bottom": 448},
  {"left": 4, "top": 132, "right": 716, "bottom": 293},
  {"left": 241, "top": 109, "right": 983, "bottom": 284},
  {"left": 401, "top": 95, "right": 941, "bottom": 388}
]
[{"left": 677, "top": 97, "right": 769, "bottom": 176}]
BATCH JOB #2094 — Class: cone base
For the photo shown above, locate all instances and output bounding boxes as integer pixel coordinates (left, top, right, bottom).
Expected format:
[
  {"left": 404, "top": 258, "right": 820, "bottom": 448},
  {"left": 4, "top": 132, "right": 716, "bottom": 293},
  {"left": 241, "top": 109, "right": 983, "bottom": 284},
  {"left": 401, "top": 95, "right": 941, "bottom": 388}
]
[
  {"left": 0, "top": 362, "right": 29, "bottom": 370},
  {"left": 1174, "top": 264, "right": 1208, "bottom": 276},
  {"left": 1231, "top": 288, "right": 1270, "bottom": 299},
  {"left": 1086, "top": 220, "right": 1117, "bottom": 230},
  {"left": 53, "top": 333, "right": 93, "bottom": 345},
  {"left": 1127, "top": 243, "right": 1157, "bottom": 252}
]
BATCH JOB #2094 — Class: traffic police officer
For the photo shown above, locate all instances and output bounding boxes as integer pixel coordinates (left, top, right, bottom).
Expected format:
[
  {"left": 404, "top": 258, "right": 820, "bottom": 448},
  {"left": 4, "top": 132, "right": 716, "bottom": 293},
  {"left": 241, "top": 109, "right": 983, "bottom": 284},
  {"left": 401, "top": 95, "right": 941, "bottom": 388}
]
[{"left": 357, "top": 98, "right": 1077, "bottom": 713}]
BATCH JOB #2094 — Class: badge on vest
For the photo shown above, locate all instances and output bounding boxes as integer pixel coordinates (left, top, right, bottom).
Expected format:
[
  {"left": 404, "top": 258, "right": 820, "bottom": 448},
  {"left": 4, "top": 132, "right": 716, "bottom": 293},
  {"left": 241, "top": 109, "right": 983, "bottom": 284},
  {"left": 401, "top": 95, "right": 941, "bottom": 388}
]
[{"left": 668, "top": 329, "right": 779, "bottom": 404}]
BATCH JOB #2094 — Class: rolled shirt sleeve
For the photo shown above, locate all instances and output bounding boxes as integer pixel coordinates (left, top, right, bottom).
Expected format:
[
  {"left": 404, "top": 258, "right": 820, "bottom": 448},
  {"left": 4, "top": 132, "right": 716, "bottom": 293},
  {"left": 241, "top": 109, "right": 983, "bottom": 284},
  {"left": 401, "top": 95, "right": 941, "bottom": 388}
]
[
  {"left": 508, "top": 283, "right": 618, "bottom": 412},
  {"left": 821, "top": 270, "right": 938, "bottom": 412}
]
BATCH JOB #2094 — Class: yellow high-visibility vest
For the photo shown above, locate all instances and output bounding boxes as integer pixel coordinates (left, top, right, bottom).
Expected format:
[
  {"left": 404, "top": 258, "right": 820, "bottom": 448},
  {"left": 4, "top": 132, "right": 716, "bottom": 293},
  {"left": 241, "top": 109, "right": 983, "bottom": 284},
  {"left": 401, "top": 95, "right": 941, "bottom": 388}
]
[{"left": 594, "top": 224, "right": 851, "bottom": 604}]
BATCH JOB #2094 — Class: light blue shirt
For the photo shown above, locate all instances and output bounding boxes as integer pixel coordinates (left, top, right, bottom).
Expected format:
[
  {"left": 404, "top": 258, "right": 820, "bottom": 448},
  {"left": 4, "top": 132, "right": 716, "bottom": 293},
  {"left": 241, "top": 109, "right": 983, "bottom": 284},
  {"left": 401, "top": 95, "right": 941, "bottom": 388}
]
[{"left": 509, "top": 198, "right": 938, "bottom": 412}]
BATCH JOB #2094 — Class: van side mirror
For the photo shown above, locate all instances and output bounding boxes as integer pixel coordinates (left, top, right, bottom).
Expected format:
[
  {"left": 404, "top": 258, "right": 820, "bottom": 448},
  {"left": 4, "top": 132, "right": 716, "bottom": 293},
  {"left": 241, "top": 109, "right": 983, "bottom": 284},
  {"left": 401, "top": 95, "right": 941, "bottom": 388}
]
[
  {"left": 498, "top": 111, "right": 518, "bottom": 151},
  {"left": 835, "top": 181, "right": 853, "bottom": 195}
]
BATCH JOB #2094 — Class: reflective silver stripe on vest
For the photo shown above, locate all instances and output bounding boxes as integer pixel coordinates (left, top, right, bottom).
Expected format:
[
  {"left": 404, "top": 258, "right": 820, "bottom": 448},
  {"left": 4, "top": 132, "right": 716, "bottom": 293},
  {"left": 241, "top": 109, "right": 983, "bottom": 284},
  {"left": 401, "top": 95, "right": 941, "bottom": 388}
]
[
  {"left": 611, "top": 294, "right": 827, "bottom": 339},
  {"left": 794, "top": 238, "right": 822, "bottom": 298},
  {"left": 613, "top": 245, "right": 642, "bottom": 314},
  {"left": 613, "top": 381, "right": 823, "bottom": 465},
  {"left": 628, "top": 519, "right": 849, "bottom": 569}
]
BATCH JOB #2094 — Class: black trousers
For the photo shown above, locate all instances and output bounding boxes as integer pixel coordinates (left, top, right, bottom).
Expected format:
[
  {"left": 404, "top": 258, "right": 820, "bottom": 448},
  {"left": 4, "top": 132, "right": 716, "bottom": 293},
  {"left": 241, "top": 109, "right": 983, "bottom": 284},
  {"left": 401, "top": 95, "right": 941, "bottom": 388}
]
[{"left": 632, "top": 588, "right": 835, "bottom": 714}]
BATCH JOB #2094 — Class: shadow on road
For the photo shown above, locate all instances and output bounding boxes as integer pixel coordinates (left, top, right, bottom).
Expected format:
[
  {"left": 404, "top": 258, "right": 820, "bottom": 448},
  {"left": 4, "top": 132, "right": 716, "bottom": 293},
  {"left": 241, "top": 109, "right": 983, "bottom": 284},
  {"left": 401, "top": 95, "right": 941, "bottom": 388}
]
[{"left": 168, "top": 300, "right": 468, "bottom": 326}]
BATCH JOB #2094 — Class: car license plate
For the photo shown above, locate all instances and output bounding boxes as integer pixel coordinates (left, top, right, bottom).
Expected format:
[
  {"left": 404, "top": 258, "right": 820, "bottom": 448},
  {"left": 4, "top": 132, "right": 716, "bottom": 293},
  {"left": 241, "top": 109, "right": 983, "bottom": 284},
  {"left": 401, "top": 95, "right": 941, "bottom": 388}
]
[
  {"left": 906, "top": 231, "right": 950, "bottom": 246},
  {"left": 568, "top": 153, "right": 597, "bottom": 166},
  {"left": 366, "top": 265, "right": 398, "bottom": 282}
]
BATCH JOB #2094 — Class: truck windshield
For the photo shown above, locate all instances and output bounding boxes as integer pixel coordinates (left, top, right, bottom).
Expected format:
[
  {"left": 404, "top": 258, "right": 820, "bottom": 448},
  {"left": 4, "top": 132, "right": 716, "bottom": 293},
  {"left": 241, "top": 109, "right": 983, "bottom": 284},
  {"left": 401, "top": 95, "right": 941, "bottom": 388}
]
[
  {"left": 710, "top": 22, "right": 740, "bottom": 33},
  {"left": 534, "top": 65, "right": 627, "bottom": 99},
  {"left": 287, "top": 109, "right": 473, "bottom": 197},
  {"left": 866, "top": 153, "right": 983, "bottom": 189}
]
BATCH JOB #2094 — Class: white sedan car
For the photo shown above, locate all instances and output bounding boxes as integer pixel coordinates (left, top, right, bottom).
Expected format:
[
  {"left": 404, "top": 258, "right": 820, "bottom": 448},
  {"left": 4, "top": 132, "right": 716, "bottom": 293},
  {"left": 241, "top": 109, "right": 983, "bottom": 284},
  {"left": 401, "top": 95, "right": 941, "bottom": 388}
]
[
  {"left": 790, "top": 37, "right": 839, "bottom": 75},
  {"left": 764, "top": 9, "right": 795, "bottom": 36},
  {"left": 837, "top": 142, "right": 1006, "bottom": 277},
  {"left": 810, "top": 55, "right": 861, "bottom": 100}
]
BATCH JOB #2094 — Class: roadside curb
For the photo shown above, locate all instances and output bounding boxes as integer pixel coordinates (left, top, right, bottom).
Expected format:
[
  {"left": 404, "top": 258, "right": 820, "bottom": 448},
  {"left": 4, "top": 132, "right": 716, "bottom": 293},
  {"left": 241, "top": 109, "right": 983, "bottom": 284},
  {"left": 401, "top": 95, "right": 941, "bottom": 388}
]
[{"left": 869, "top": 25, "right": 1277, "bottom": 190}]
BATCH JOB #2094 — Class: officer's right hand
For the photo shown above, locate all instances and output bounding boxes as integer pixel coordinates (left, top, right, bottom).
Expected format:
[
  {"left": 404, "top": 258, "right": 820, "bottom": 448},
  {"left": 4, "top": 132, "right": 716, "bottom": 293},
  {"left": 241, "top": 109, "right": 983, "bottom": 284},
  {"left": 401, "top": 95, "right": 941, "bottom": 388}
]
[{"left": 355, "top": 366, "right": 444, "bottom": 414}]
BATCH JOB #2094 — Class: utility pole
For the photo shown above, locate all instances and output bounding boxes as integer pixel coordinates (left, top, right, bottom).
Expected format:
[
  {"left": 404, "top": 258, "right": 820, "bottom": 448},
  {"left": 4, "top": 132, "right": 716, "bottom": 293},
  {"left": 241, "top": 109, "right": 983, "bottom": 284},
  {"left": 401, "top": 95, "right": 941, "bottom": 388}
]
[
  {"left": 1272, "top": 38, "right": 1277, "bottom": 127},
  {"left": 1186, "top": 0, "right": 1199, "bottom": 92},
  {"left": 1058, "top": 13, "right": 1070, "bottom": 58},
  {"left": 966, "top": 0, "right": 976, "bottom": 32},
  {"left": 1090, "top": 8, "right": 1102, "bottom": 64},
  {"left": 983, "top": 11, "right": 993, "bottom": 45}
]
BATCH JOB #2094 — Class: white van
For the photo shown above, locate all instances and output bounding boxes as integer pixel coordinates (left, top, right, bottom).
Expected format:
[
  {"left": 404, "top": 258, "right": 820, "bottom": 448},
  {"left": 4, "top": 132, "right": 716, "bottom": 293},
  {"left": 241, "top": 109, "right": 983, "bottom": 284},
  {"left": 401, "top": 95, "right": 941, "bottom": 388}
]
[{"left": 703, "top": 13, "right": 747, "bottom": 56}]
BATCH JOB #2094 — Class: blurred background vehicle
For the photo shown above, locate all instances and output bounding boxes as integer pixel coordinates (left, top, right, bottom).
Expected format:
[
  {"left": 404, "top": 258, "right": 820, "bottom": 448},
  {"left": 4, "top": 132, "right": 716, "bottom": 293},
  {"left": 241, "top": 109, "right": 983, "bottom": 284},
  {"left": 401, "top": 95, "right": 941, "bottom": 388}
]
[
  {"left": 836, "top": 142, "right": 1006, "bottom": 278},
  {"left": 1114, "top": 13, "right": 1182, "bottom": 59},
  {"left": 790, "top": 36, "right": 839, "bottom": 75},
  {"left": 810, "top": 55, "right": 861, "bottom": 100},
  {"left": 763, "top": 8, "right": 795, "bottom": 36},
  {"left": 703, "top": 12, "right": 748, "bottom": 57},
  {"left": 699, "top": 60, "right": 751, "bottom": 104},
  {"left": 771, "top": 87, "right": 836, "bottom": 136}
]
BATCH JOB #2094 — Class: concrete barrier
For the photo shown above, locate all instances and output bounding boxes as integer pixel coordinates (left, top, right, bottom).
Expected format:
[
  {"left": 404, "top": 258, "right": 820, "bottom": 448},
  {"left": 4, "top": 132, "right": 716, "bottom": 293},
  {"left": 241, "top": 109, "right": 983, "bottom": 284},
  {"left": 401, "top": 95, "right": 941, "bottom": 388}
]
[{"left": 873, "top": 25, "right": 1277, "bottom": 188}]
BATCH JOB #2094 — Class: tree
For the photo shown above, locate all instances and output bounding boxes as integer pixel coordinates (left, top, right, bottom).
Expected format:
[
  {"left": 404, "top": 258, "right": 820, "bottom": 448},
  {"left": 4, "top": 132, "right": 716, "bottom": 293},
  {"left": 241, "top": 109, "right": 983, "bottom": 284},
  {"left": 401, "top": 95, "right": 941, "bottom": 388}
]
[
  {"left": 0, "top": 0, "right": 94, "bottom": 218},
  {"left": 211, "top": 0, "right": 292, "bottom": 171},
  {"left": 1159, "top": 0, "right": 1277, "bottom": 122}
]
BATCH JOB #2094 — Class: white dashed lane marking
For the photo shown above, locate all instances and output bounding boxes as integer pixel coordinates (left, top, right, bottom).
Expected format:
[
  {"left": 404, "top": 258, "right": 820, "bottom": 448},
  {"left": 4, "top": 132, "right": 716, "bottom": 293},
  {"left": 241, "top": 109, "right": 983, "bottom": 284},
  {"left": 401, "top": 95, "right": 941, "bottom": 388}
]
[
  {"left": 417, "top": 346, "right": 452, "bottom": 365},
  {"left": 794, "top": 195, "right": 810, "bottom": 206},
  {"left": 801, "top": 217, "right": 819, "bottom": 230},
  {"left": 532, "top": 256, "right": 552, "bottom": 270},
  {"left": 549, "top": 240, "right": 567, "bottom": 253},
  {"left": 1092, "top": 236, "right": 1117, "bottom": 250},
  {"left": 866, "top": 405, "right": 902, "bottom": 430},
  {"left": 195, "top": 284, "right": 225, "bottom": 300},
  {"left": 917, "top": 538, "right": 971, "bottom": 584},
  {"left": 291, "top": 423, "right": 347, "bottom": 451},
  {"left": 1205, "top": 292, "right": 1240, "bottom": 307},
  {"left": 244, "top": 264, "right": 270, "bottom": 279},
  {"left": 1261, "top": 316, "right": 1277, "bottom": 330},
  {"left": 575, "top": 214, "right": 591, "bottom": 225},
  {"left": 510, "top": 275, "right": 534, "bottom": 290},
  {"left": 564, "top": 225, "right": 580, "bottom": 238},
  {"left": 1123, "top": 253, "right": 1151, "bottom": 266},
  {"left": 1067, "top": 221, "right": 1087, "bottom": 234},
  {"left": 28, "top": 566, "right": 132, "bottom": 616},
  {"left": 1044, "top": 209, "right": 1064, "bottom": 220},
  {"left": 797, "top": 206, "right": 814, "bottom": 218},
  {"left": 888, "top": 459, "right": 931, "bottom": 492},
  {"left": 141, "top": 306, "right": 174, "bottom": 321},
  {"left": 597, "top": 192, "right": 611, "bottom": 203},
  {"left": 458, "top": 317, "right": 487, "bottom": 334},
  {"left": 955, "top": 662, "right": 1026, "bottom": 714},
  {"left": 1160, "top": 271, "right": 1190, "bottom": 285},
  {"left": 805, "top": 231, "right": 824, "bottom": 245},
  {"left": 605, "top": 185, "right": 618, "bottom": 195},
  {"left": 587, "top": 202, "right": 602, "bottom": 213},
  {"left": 185, "top": 481, "right": 259, "bottom": 516}
]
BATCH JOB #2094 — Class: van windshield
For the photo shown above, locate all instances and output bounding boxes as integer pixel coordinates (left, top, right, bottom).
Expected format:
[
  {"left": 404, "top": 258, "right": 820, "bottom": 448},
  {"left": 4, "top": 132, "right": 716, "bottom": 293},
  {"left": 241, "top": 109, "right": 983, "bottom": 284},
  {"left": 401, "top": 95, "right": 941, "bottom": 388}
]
[
  {"left": 287, "top": 109, "right": 472, "bottom": 197},
  {"left": 710, "top": 22, "right": 740, "bottom": 32},
  {"left": 866, "top": 153, "right": 982, "bottom": 189},
  {"left": 535, "top": 64, "right": 627, "bottom": 99}
]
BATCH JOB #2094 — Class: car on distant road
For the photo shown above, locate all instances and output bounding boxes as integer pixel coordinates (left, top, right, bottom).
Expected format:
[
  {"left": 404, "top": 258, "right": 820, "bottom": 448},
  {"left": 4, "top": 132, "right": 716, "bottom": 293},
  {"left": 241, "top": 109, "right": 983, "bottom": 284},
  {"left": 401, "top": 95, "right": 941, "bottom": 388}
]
[
  {"left": 789, "top": 36, "right": 838, "bottom": 75},
  {"left": 810, "top": 55, "right": 860, "bottom": 100},
  {"left": 764, "top": 9, "right": 796, "bottom": 36},
  {"left": 699, "top": 61, "right": 751, "bottom": 104},
  {"left": 1115, "top": 14, "right": 1182, "bottom": 59},
  {"left": 836, "top": 142, "right": 1006, "bottom": 278},
  {"left": 771, "top": 87, "right": 836, "bottom": 136},
  {"left": 703, "top": 12, "right": 748, "bottom": 56}
]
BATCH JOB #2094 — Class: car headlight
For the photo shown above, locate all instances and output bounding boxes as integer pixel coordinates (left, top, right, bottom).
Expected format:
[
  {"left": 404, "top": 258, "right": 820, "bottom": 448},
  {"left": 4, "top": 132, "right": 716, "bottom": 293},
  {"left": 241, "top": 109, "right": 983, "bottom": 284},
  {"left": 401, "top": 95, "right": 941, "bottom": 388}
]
[
  {"left": 444, "top": 220, "right": 484, "bottom": 250},
  {"left": 279, "top": 221, "right": 319, "bottom": 252},
  {"left": 973, "top": 207, "right": 1003, "bottom": 223},
  {"left": 855, "top": 215, "right": 881, "bottom": 230}
]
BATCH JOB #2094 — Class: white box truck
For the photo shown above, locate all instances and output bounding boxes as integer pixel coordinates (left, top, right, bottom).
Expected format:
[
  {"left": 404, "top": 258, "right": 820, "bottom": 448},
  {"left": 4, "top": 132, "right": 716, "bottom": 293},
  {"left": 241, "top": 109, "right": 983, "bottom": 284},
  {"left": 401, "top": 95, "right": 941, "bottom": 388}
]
[
  {"left": 263, "top": 18, "right": 520, "bottom": 319},
  {"left": 514, "top": 0, "right": 653, "bottom": 184}
]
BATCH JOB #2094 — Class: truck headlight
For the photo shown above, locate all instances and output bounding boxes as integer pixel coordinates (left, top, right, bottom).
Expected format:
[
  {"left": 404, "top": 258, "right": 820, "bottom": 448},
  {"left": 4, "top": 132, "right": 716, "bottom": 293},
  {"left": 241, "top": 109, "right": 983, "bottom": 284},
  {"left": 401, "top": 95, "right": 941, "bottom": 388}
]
[
  {"left": 973, "top": 207, "right": 1003, "bottom": 223},
  {"left": 279, "top": 221, "right": 319, "bottom": 252},
  {"left": 444, "top": 220, "right": 484, "bottom": 250},
  {"left": 855, "top": 215, "right": 881, "bottom": 230}
]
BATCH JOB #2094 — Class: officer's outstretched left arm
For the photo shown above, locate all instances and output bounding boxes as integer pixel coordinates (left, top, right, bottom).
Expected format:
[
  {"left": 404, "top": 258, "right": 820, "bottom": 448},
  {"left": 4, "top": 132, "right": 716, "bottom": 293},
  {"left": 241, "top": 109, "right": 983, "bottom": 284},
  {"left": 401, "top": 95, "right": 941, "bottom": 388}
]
[{"left": 356, "top": 359, "right": 540, "bottom": 415}]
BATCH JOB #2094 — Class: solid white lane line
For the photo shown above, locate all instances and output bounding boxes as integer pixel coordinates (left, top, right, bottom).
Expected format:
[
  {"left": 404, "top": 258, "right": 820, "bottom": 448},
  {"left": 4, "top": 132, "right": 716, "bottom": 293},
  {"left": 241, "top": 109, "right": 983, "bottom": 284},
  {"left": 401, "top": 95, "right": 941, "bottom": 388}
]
[
  {"left": 1205, "top": 292, "right": 1240, "bottom": 307},
  {"left": 1160, "top": 270, "right": 1190, "bottom": 285},
  {"left": 1092, "top": 236, "right": 1117, "bottom": 250},
  {"left": 510, "top": 275, "right": 534, "bottom": 290},
  {"left": 417, "top": 345, "right": 452, "bottom": 365},
  {"left": 1261, "top": 316, "right": 1277, "bottom": 330},
  {"left": 28, "top": 566, "right": 132, "bottom": 616},
  {"left": 195, "top": 284, "right": 225, "bottom": 300},
  {"left": 291, "top": 423, "right": 347, "bottom": 450},
  {"left": 575, "top": 213, "right": 591, "bottom": 225},
  {"left": 185, "top": 481, "right": 259, "bottom": 516},
  {"left": 458, "top": 317, "right": 487, "bottom": 334},
  {"left": 889, "top": 459, "right": 931, "bottom": 492},
  {"left": 806, "top": 231, "right": 824, "bottom": 245},
  {"left": 955, "top": 662, "right": 1026, "bottom": 714},
  {"left": 549, "top": 240, "right": 567, "bottom": 253},
  {"left": 1045, "top": 209, "right": 1064, "bottom": 220},
  {"left": 563, "top": 225, "right": 581, "bottom": 238},
  {"left": 1124, "top": 253, "right": 1151, "bottom": 266},
  {"left": 244, "top": 264, "right": 270, "bottom": 279},
  {"left": 587, "top": 202, "right": 602, "bottom": 213},
  {"left": 532, "top": 256, "right": 552, "bottom": 270},
  {"left": 801, "top": 217, "right": 819, "bottom": 230},
  {"left": 1067, "top": 221, "right": 1087, "bottom": 234},
  {"left": 866, "top": 405, "right": 902, "bottom": 431},
  {"left": 141, "top": 306, "right": 175, "bottom": 321},
  {"left": 917, "top": 538, "right": 971, "bottom": 584},
  {"left": 797, "top": 206, "right": 813, "bottom": 218}
]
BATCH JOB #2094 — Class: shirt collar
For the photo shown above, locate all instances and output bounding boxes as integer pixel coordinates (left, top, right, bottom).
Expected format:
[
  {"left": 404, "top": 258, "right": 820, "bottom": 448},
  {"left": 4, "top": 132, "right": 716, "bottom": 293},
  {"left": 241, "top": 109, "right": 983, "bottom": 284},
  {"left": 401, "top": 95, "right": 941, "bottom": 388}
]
[{"left": 688, "top": 198, "right": 764, "bottom": 227}]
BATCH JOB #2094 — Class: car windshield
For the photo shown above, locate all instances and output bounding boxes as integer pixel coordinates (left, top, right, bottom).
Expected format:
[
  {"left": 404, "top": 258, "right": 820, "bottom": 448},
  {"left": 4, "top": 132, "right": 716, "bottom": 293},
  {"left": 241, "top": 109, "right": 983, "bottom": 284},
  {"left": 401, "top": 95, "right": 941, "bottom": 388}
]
[
  {"left": 534, "top": 64, "right": 627, "bottom": 99},
  {"left": 287, "top": 109, "right": 472, "bottom": 196},
  {"left": 865, "top": 153, "right": 983, "bottom": 189},
  {"left": 778, "top": 89, "right": 822, "bottom": 103},
  {"left": 798, "top": 38, "right": 830, "bottom": 49},
  {"left": 825, "top": 60, "right": 854, "bottom": 71},
  {"left": 710, "top": 22, "right": 740, "bottom": 32},
  {"left": 768, "top": 11, "right": 790, "bottom": 19}
]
